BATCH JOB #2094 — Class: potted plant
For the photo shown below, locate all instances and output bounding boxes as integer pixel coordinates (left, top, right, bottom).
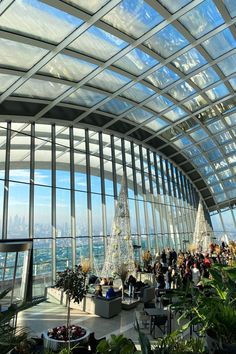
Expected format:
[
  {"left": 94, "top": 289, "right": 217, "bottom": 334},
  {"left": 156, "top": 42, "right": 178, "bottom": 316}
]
[
  {"left": 0, "top": 288, "right": 44, "bottom": 354},
  {"left": 114, "top": 263, "right": 129, "bottom": 300},
  {"left": 177, "top": 264, "right": 236, "bottom": 354},
  {"left": 43, "top": 265, "right": 89, "bottom": 352}
]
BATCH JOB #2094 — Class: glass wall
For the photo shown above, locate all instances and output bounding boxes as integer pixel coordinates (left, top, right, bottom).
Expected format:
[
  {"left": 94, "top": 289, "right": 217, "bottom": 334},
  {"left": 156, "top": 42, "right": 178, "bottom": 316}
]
[{"left": 0, "top": 122, "right": 202, "bottom": 296}]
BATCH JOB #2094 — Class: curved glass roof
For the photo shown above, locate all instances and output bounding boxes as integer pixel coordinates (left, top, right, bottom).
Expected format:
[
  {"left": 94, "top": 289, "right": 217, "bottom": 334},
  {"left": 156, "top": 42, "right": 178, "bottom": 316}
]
[{"left": 0, "top": 0, "right": 236, "bottom": 211}]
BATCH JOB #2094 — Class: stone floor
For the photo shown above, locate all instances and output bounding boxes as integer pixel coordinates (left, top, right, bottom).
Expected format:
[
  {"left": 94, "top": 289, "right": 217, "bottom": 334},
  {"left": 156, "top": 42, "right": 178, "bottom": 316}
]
[{"left": 17, "top": 295, "right": 178, "bottom": 348}]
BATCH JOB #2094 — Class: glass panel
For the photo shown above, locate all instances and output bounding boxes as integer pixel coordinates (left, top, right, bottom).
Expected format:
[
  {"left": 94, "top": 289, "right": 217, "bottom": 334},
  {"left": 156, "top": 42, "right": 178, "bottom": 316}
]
[
  {"left": 115, "top": 48, "right": 158, "bottom": 76},
  {"left": 159, "top": 0, "right": 191, "bottom": 13},
  {"left": 198, "top": 165, "right": 214, "bottom": 175},
  {"left": 102, "top": 0, "right": 163, "bottom": 39},
  {"left": 205, "top": 174, "right": 218, "bottom": 184},
  {"left": 168, "top": 81, "right": 195, "bottom": 101},
  {"left": 183, "top": 95, "right": 207, "bottom": 112},
  {"left": 199, "top": 138, "right": 216, "bottom": 151},
  {"left": 172, "top": 48, "right": 206, "bottom": 74},
  {"left": 88, "top": 69, "right": 130, "bottom": 92},
  {"left": 56, "top": 189, "right": 71, "bottom": 237},
  {"left": 35, "top": 138, "right": 52, "bottom": 186},
  {"left": 192, "top": 155, "right": 208, "bottom": 166},
  {"left": 125, "top": 108, "right": 153, "bottom": 123},
  {"left": 33, "top": 238, "right": 52, "bottom": 296},
  {"left": 9, "top": 134, "right": 31, "bottom": 183},
  {"left": 190, "top": 67, "right": 220, "bottom": 89},
  {"left": 202, "top": 28, "right": 236, "bottom": 59},
  {"left": 229, "top": 77, "right": 236, "bottom": 91},
  {"left": 92, "top": 194, "right": 103, "bottom": 236},
  {"left": 145, "top": 95, "right": 173, "bottom": 113},
  {"left": 180, "top": 0, "right": 224, "bottom": 39},
  {"left": 69, "top": 25, "right": 127, "bottom": 61},
  {"left": 183, "top": 145, "right": 201, "bottom": 158},
  {"left": 34, "top": 186, "right": 51, "bottom": 238},
  {"left": 144, "top": 117, "right": 169, "bottom": 131},
  {"left": 145, "top": 24, "right": 188, "bottom": 58},
  {"left": 217, "top": 53, "right": 236, "bottom": 76},
  {"left": 14, "top": 78, "right": 70, "bottom": 100},
  {"left": 207, "top": 119, "right": 225, "bottom": 133},
  {"left": 121, "top": 83, "right": 154, "bottom": 102},
  {"left": 205, "top": 83, "right": 229, "bottom": 101},
  {"left": 146, "top": 66, "right": 179, "bottom": 88},
  {"left": 40, "top": 54, "right": 97, "bottom": 82},
  {"left": 64, "top": 87, "right": 106, "bottom": 107},
  {"left": 76, "top": 191, "right": 88, "bottom": 236},
  {"left": 215, "top": 131, "right": 232, "bottom": 145},
  {"left": 164, "top": 106, "right": 187, "bottom": 121},
  {"left": 206, "top": 148, "right": 223, "bottom": 161},
  {"left": 222, "top": 141, "right": 236, "bottom": 155},
  {"left": 99, "top": 98, "right": 133, "bottom": 115},
  {"left": 0, "top": 38, "right": 48, "bottom": 71},
  {"left": 173, "top": 136, "right": 191, "bottom": 149},
  {"left": 7, "top": 181, "right": 29, "bottom": 238},
  {"left": 223, "top": 0, "right": 236, "bottom": 18},
  {"left": 0, "top": 0, "right": 83, "bottom": 43},
  {"left": 56, "top": 238, "right": 72, "bottom": 271},
  {"left": 0, "top": 73, "right": 19, "bottom": 93},
  {"left": 225, "top": 113, "right": 236, "bottom": 126},
  {"left": 64, "top": 0, "right": 109, "bottom": 14}
]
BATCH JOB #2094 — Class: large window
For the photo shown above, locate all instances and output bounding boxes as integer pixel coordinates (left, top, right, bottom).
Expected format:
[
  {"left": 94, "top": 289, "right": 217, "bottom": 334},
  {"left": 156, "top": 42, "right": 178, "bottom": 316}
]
[{"left": 0, "top": 123, "right": 200, "bottom": 295}]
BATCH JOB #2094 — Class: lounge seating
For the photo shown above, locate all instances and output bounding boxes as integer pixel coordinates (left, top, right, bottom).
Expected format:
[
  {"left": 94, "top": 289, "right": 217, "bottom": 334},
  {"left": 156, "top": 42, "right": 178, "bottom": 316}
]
[
  {"left": 93, "top": 296, "right": 122, "bottom": 318},
  {"left": 139, "top": 286, "right": 155, "bottom": 303}
]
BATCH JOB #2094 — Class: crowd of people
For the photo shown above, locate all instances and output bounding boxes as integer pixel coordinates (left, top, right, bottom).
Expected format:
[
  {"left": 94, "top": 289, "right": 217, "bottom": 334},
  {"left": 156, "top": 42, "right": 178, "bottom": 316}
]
[
  {"left": 90, "top": 241, "right": 236, "bottom": 299},
  {"left": 140, "top": 241, "right": 235, "bottom": 290}
]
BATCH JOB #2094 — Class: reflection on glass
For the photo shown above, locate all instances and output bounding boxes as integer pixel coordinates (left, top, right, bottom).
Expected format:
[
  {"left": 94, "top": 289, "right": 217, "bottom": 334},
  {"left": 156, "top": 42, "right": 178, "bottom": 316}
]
[
  {"left": 69, "top": 25, "right": 127, "bottom": 61},
  {"left": 0, "top": 38, "right": 48, "bottom": 71},
  {"left": 0, "top": 73, "right": 19, "bottom": 93},
  {"left": 64, "top": 88, "right": 106, "bottom": 107},
  {"left": 40, "top": 53, "right": 97, "bottom": 82},
  {"left": 145, "top": 24, "right": 188, "bottom": 58},
  {"left": 88, "top": 69, "right": 130, "bottom": 92},
  {"left": 102, "top": 0, "right": 163, "bottom": 39},
  {"left": 64, "top": 0, "right": 109, "bottom": 14},
  {"left": 115, "top": 48, "right": 158, "bottom": 76},
  {"left": 0, "top": 0, "right": 83, "bottom": 43},
  {"left": 121, "top": 83, "right": 154, "bottom": 102},
  {"left": 172, "top": 48, "right": 206, "bottom": 74},
  {"left": 146, "top": 66, "right": 179, "bottom": 88},
  {"left": 202, "top": 28, "right": 236, "bottom": 59},
  {"left": 99, "top": 98, "right": 133, "bottom": 115},
  {"left": 180, "top": 0, "right": 224, "bottom": 39},
  {"left": 14, "top": 78, "right": 70, "bottom": 100},
  {"left": 191, "top": 67, "right": 220, "bottom": 89}
]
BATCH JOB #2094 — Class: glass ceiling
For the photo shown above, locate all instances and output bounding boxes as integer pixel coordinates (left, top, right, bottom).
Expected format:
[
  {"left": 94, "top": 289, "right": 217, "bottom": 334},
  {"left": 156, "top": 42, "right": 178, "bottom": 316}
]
[{"left": 0, "top": 0, "right": 236, "bottom": 211}]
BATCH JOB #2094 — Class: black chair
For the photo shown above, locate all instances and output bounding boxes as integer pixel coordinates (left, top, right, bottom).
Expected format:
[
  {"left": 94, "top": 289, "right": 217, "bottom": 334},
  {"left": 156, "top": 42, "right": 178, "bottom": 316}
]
[
  {"left": 144, "top": 302, "right": 156, "bottom": 309},
  {"left": 151, "top": 315, "right": 168, "bottom": 339},
  {"left": 88, "top": 332, "right": 106, "bottom": 353}
]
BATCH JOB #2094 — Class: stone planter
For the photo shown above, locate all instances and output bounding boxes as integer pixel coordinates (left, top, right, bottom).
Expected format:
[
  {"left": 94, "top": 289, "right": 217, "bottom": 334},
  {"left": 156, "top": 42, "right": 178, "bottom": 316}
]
[{"left": 43, "top": 327, "right": 90, "bottom": 351}]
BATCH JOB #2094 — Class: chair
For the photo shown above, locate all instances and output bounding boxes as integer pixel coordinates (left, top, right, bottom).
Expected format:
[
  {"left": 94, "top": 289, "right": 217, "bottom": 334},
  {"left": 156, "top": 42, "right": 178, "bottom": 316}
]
[
  {"left": 135, "top": 310, "right": 150, "bottom": 329},
  {"left": 88, "top": 332, "right": 105, "bottom": 353},
  {"left": 151, "top": 315, "right": 168, "bottom": 339}
]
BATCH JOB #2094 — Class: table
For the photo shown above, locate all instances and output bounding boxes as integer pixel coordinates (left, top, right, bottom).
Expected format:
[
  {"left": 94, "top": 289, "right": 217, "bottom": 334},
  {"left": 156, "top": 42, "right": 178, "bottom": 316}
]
[
  {"left": 145, "top": 308, "right": 169, "bottom": 337},
  {"left": 121, "top": 298, "right": 139, "bottom": 310}
]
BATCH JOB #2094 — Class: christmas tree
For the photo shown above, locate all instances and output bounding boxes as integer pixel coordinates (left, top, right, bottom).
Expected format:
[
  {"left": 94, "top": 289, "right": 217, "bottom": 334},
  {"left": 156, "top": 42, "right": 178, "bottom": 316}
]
[
  {"left": 101, "top": 175, "right": 136, "bottom": 277},
  {"left": 192, "top": 200, "right": 213, "bottom": 252}
]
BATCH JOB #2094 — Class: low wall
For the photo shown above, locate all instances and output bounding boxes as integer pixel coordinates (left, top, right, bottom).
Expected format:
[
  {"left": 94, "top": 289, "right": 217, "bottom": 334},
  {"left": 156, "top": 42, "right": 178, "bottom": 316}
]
[{"left": 46, "top": 287, "right": 122, "bottom": 318}]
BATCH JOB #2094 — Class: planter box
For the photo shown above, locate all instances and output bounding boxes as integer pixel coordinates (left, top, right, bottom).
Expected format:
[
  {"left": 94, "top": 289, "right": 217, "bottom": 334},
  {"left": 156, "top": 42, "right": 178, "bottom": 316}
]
[
  {"left": 43, "top": 328, "right": 90, "bottom": 351},
  {"left": 46, "top": 287, "right": 122, "bottom": 318}
]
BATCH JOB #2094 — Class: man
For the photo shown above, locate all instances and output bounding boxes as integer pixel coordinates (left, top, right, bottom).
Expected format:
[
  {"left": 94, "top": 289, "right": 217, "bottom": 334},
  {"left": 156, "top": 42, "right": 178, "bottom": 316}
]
[{"left": 191, "top": 263, "right": 201, "bottom": 286}]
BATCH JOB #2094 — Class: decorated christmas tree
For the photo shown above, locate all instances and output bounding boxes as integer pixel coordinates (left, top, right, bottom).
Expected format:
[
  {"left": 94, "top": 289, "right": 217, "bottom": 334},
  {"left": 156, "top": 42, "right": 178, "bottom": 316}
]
[
  {"left": 101, "top": 175, "right": 136, "bottom": 278},
  {"left": 192, "top": 200, "right": 213, "bottom": 252}
]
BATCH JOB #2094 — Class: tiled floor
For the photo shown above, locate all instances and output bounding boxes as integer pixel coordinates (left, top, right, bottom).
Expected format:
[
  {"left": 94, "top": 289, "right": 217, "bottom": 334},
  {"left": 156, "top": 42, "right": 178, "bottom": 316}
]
[{"left": 17, "top": 296, "right": 167, "bottom": 348}]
